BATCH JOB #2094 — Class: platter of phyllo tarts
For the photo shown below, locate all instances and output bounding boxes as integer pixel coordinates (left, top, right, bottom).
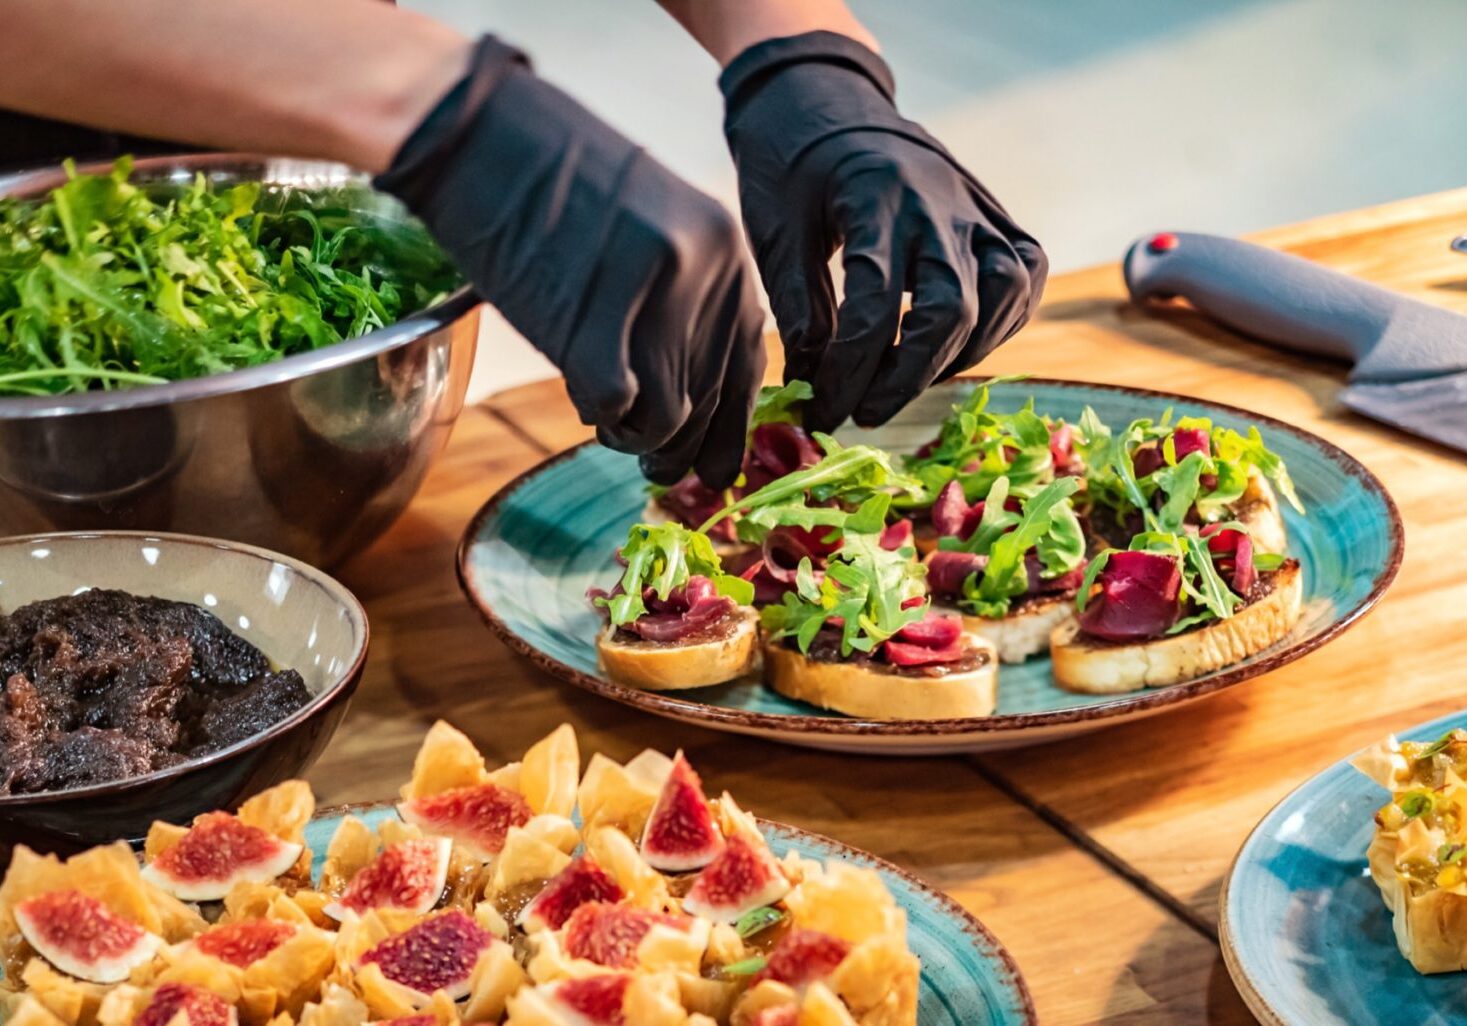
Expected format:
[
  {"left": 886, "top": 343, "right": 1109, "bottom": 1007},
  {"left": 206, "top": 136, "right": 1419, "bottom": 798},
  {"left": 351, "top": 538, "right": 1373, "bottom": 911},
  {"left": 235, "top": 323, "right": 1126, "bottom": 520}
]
[
  {"left": 0, "top": 723, "right": 1034, "bottom": 1026},
  {"left": 1220, "top": 712, "right": 1467, "bottom": 1026},
  {"left": 458, "top": 378, "right": 1401, "bottom": 755}
]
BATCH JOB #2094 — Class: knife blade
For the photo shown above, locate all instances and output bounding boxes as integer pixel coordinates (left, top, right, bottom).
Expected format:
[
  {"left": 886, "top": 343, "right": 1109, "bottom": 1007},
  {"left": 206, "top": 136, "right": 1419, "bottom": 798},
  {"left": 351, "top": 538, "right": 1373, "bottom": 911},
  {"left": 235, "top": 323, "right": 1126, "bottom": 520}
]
[{"left": 1123, "top": 230, "right": 1467, "bottom": 453}]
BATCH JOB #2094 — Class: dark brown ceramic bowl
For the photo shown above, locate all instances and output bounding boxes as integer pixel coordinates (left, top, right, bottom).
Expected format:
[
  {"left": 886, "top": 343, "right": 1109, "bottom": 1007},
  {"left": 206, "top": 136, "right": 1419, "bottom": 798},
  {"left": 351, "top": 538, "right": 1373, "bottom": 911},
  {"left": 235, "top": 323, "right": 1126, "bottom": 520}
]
[{"left": 0, "top": 532, "right": 369, "bottom": 855}]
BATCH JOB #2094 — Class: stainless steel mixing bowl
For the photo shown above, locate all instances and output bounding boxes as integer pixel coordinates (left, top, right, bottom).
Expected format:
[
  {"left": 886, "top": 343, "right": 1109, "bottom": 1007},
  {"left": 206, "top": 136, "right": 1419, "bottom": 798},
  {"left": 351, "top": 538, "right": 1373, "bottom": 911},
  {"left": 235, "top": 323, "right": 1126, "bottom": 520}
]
[{"left": 0, "top": 154, "right": 481, "bottom": 567}]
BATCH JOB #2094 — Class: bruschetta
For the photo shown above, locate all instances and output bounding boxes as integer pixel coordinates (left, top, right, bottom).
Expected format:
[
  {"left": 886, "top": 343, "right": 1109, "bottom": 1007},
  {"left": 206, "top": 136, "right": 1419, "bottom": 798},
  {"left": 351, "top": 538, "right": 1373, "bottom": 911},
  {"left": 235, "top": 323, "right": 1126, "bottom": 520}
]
[
  {"left": 1051, "top": 523, "right": 1302, "bottom": 693},
  {"left": 588, "top": 524, "right": 758, "bottom": 691}
]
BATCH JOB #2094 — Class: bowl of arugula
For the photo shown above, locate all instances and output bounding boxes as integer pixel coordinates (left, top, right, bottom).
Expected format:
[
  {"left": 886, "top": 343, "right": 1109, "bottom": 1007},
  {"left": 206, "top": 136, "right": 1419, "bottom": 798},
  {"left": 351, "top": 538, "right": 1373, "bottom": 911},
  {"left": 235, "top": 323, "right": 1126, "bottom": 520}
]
[{"left": 0, "top": 153, "right": 479, "bottom": 566}]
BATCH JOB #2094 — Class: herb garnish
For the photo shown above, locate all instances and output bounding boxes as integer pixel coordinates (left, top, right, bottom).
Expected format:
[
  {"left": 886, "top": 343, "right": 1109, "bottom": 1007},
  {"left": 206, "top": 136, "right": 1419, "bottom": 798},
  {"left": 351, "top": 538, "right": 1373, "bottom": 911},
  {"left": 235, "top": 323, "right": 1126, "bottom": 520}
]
[
  {"left": 593, "top": 522, "right": 753, "bottom": 627},
  {"left": 939, "top": 476, "right": 1086, "bottom": 618},
  {"left": 734, "top": 905, "right": 786, "bottom": 938},
  {"left": 1400, "top": 791, "right": 1435, "bottom": 820}
]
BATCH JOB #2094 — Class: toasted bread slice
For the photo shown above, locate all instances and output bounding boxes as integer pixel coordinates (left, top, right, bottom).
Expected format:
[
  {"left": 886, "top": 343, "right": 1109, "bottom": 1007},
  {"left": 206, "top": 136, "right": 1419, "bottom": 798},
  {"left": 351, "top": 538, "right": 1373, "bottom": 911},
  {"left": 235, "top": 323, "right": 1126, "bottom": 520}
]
[
  {"left": 597, "top": 606, "right": 759, "bottom": 691},
  {"left": 1050, "top": 559, "right": 1302, "bottom": 694},
  {"left": 762, "top": 633, "right": 998, "bottom": 719},
  {"left": 943, "top": 595, "right": 1074, "bottom": 664}
]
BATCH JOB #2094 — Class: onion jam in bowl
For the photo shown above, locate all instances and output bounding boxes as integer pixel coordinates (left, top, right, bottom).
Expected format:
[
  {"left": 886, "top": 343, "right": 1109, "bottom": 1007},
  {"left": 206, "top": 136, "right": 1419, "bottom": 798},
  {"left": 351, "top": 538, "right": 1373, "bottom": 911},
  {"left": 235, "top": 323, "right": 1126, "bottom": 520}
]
[{"left": 0, "top": 532, "right": 367, "bottom": 855}]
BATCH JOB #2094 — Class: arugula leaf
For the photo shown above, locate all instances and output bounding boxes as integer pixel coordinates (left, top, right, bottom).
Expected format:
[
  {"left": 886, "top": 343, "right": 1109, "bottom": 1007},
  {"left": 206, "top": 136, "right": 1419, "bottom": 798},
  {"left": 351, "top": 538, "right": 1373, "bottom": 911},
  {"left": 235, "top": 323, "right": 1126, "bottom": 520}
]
[
  {"left": 734, "top": 906, "right": 786, "bottom": 938},
  {"left": 760, "top": 508, "right": 928, "bottom": 657},
  {"left": 720, "top": 957, "right": 768, "bottom": 977},
  {"left": 703, "top": 435, "right": 915, "bottom": 535},
  {"left": 750, "top": 380, "right": 813, "bottom": 427},
  {"left": 956, "top": 477, "right": 1084, "bottom": 618},
  {"left": 594, "top": 522, "right": 751, "bottom": 626},
  {"left": 1075, "top": 550, "right": 1112, "bottom": 614}
]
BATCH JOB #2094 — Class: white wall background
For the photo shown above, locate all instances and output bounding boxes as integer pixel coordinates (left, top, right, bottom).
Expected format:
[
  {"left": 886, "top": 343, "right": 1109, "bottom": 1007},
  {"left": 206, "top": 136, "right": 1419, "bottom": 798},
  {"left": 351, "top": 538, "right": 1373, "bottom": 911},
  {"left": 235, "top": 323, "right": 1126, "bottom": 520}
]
[{"left": 401, "top": 0, "right": 1467, "bottom": 399}]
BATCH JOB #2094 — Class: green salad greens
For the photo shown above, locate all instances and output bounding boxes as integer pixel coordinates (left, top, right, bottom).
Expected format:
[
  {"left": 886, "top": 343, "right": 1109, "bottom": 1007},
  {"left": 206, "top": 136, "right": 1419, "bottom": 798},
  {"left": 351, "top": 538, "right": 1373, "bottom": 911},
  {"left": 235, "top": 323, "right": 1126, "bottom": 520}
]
[
  {"left": 593, "top": 522, "right": 753, "bottom": 627},
  {"left": 1078, "top": 408, "right": 1303, "bottom": 530},
  {"left": 938, "top": 476, "right": 1087, "bottom": 618},
  {"left": 759, "top": 493, "right": 930, "bottom": 657},
  {"left": 0, "top": 158, "right": 462, "bottom": 395},
  {"left": 899, "top": 377, "right": 1065, "bottom": 508},
  {"left": 701, "top": 433, "right": 918, "bottom": 543}
]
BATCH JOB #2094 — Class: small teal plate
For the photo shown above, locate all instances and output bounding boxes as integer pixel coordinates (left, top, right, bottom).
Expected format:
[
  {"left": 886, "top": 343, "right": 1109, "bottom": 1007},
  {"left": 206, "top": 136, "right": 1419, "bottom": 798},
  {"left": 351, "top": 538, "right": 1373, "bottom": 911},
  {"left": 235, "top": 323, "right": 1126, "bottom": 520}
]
[
  {"left": 1221, "top": 711, "right": 1467, "bottom": 1025},
  {"left": 458, "top": 379, "right": 1401, "bottom": 755},
  {"left": 308, "top": 803, "right": 1035, "bottom": 1026}
]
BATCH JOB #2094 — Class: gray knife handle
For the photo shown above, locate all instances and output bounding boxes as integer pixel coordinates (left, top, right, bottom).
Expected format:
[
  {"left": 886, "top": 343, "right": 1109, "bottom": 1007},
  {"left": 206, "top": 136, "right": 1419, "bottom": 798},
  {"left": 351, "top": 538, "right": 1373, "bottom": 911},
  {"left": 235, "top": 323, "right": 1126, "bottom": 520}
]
[{"left": 1123, "top": 231, "right": 1396, "bottom": 368}]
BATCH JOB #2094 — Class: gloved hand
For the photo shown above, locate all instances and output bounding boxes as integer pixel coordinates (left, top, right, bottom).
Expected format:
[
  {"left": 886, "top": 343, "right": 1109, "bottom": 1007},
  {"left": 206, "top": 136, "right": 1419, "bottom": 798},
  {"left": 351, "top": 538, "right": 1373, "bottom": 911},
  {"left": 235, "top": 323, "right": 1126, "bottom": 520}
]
[
  {"left": 720, "top": 31, "right": 1047, "bottom": 432},
  {"left": 376, "top": 36, "right": 766, "bottom": 487}
]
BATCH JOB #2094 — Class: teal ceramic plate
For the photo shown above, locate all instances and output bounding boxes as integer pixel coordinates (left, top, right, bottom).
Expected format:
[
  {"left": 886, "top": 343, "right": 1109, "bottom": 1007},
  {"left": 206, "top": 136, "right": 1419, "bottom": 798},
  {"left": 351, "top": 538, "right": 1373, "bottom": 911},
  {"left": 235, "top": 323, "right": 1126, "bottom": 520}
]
[
  {"left": 1220, "top": 711, "right": 1467, "bottom": 1025},
  {"left": 309, "top": 802, "right": 1035, "bottom": 1026},
  {"left": 458, "top": 379, "right": 1401, "bottom": 755}
]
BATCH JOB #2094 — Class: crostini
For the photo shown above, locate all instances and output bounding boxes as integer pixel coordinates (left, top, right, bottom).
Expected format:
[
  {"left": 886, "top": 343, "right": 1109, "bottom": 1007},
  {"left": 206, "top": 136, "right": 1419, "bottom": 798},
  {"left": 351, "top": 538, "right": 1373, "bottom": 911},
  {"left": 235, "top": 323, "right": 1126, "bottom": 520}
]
[
  {"left": 921, "top": 475, "right": 1088, "bottom": 663},
  {"left": 1050, "top": 523, "right": 1302, "bottom": 693},
  {"left": 1078, "top": 409, "right": 1302, "bottom": 554},
  {"left": 1352, "top": 728, "right": 1467, "bottom": 974},
  {"left": 756, "top": 494, "right": 999, "bottom": 719},
  {"left": 588, "top": 523, "right": 758, "bottom": 691}
]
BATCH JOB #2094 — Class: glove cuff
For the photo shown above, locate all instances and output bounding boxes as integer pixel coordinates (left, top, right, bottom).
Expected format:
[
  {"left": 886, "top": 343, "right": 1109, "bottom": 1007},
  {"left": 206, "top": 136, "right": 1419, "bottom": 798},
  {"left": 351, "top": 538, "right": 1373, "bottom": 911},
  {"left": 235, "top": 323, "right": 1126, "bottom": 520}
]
[
  {"left": 719, "top": 30, "right": 896, "bottom": 112},
  {"left": 373, "top": 35, "right": 530, "bottom": 207}
]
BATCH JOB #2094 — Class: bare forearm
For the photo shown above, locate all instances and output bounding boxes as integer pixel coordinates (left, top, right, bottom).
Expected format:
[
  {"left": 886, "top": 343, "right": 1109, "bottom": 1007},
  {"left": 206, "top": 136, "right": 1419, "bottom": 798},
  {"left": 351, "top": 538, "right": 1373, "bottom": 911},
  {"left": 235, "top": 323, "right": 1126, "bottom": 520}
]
[
  {"left": 0, "top": 0, "right": 471, "bottom": 173},
  {"left": 657, "top": 0, "right": 877, "bottom": 66}
]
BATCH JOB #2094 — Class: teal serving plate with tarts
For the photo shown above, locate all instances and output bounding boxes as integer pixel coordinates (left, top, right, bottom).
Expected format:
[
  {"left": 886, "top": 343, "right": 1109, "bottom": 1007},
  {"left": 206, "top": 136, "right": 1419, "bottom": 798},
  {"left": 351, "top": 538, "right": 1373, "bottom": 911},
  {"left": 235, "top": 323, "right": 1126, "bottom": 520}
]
[
  {"left": 1221, "top": 710, "right": 1467, "bottom": 1025},
  {"left": 458, "top": 378, "right": 1402, "bottom": 756},
  {"left": 306, "top": 802, "right": 1037, "bottom": 1026}
]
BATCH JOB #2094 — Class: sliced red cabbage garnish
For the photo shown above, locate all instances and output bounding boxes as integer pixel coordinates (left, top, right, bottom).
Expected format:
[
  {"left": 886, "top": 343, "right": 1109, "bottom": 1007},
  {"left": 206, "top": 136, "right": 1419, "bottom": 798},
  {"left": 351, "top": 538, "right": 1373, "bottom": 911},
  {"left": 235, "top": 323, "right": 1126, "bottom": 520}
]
[{"left": 1076, "top": 550, "right": 1182, "bottom": 642}]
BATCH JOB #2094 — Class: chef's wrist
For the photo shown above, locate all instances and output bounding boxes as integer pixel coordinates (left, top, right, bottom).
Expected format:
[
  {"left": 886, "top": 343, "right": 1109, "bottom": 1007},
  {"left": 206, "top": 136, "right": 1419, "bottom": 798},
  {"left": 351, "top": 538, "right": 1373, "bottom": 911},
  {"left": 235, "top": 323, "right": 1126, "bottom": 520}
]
[
  {"left": 719, "top": 30, "right": 896, "bottom": 113},
  {"left": 659, "top": 0, "right": 878, "bottom": 68},
  {"left": 333, "top": 21, "right": 473, "bottom": 175}
]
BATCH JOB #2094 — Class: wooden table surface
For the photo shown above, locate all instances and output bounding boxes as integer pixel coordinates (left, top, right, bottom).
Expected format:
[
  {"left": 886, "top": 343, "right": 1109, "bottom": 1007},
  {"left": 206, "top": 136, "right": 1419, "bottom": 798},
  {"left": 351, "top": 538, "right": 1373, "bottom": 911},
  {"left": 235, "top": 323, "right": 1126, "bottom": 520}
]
[{"left": 316, "top": 187, "right": 1467, "bottom": 1025}]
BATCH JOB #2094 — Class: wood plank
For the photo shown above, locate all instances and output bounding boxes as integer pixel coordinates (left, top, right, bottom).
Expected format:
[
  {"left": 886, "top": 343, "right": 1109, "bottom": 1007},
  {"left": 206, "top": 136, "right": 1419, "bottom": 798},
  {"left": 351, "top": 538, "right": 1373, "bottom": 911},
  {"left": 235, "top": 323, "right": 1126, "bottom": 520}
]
[{"left": 969, "top": 187, "right": 1467, "bottom": 928}]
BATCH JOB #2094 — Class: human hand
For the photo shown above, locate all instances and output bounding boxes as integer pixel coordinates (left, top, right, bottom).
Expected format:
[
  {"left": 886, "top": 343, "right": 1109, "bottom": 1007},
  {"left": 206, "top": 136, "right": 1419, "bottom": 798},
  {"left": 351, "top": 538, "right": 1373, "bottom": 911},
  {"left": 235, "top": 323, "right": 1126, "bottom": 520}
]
[
  {"left": 720, "top": 32, "right": 1046, "bottom": 431},
  {"left": 377, "top": 37, "right": 767, "bottom": 487}
]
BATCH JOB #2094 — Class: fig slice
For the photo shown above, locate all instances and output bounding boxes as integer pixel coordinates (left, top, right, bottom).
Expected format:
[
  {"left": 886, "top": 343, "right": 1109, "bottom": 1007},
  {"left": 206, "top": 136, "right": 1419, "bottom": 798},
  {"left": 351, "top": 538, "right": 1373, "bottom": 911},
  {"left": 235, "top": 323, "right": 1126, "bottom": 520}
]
[
  {"left": 549, "top": 973, "right": 632, "bottom": 1026},
  {"left": 754, "top": 928, "right": 852, "bottom": 987},
  {"left": 397, "top": 782, "right": 533, "bottom": 860},
  {"left": 639, "top": 752, "right": 724, "bottom": 873},
  {"left": 136, "top": 982, "right": 238, "bottom": 1026},
  {"left": 357, "top": 909, "right": 495, "bottom": 1004},
  {"left": 517, "top": 855, "right": 624, "bottom": 934},
  {"left": 323, "top": 837, "right": 452, "bottom": 921},
  {"left": 14, "top": 889, "right": 163, "bottom": 984},
  {"left": 562, "top": 902, "right": 692, "bottom": 969},
  {"left": 681, "top": 833, "right": 791, "bottom": 923},
  {"left": 191, "top": 919, "right": 297, "bottom": 967},
  {"left": 140, "top": 811, "right": 303, "bottom": 901}
]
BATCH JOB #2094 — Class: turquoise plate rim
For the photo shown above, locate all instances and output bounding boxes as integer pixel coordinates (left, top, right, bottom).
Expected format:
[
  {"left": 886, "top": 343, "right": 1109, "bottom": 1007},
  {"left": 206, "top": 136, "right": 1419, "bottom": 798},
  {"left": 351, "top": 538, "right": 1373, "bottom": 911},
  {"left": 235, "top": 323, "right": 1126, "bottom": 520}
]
[
  {"left": 458, "top": 377, "right": 1404, "bottom": 738},
  {"left": 310, "top": 801, "right": 1037, "bottom": 1025},
  {"left": 1219, "top": 709, "right": 1467, "bottom": 1026}
]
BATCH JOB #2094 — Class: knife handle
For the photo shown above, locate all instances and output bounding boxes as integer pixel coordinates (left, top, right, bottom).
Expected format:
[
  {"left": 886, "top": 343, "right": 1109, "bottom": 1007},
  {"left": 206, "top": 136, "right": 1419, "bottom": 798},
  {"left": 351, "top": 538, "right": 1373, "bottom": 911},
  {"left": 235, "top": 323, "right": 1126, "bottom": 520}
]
[{"left": 1123, "top": 231, "right": 1397, "bottom": 365}]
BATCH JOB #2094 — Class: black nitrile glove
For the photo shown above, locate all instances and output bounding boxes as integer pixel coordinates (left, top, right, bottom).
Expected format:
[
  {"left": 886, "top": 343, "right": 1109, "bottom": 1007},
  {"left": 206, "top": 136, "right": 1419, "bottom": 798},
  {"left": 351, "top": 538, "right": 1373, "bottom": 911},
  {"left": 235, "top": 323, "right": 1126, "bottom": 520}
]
[
  {"left": 720, "top": 32, "right": 1047, "bottom": 432},
  {"left": 377, "top": 37, "right": 766, "bottom": 488}
]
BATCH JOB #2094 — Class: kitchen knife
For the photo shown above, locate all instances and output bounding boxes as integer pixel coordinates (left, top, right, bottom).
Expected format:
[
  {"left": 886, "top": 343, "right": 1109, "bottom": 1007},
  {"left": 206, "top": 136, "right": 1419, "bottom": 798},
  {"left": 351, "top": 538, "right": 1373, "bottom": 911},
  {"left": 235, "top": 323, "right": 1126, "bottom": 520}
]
[{"left": 1123, "top": 230, "right": 1467, "bottom": 453}]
